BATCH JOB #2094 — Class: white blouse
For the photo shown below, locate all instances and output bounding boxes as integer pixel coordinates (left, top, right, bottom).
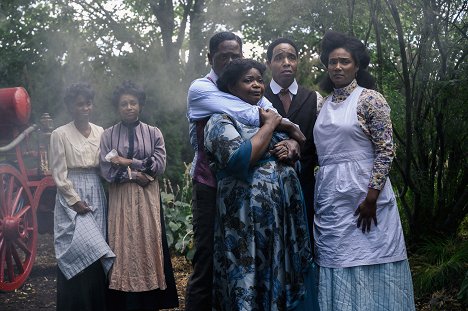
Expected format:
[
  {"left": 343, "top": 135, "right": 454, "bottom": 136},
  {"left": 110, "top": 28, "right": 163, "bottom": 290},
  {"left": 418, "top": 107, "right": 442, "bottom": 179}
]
[{"left": 49, "top": 122, "right": 103, "bottom": 206}]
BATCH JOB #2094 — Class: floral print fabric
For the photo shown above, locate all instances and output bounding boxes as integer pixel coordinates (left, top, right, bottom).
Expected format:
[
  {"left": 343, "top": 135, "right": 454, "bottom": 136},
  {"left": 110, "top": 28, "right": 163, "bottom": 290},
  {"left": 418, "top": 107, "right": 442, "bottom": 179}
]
[{"left": 204, "top": 114, "right": 313, "bottom": 311}]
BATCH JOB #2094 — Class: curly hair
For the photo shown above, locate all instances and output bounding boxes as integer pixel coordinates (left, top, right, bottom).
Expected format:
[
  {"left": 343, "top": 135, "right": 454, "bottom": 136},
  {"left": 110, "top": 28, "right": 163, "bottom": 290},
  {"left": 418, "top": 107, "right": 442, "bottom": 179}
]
[
  {"left": 111, "top": 80, "right": 146, "bottom": 107},
  {"left": 217, "top": 58, "right": 266, "bottom": 94},
  {"left": 63, "top": 82, "right": 95, "bottom": 106},
  {"left": 319, "top": 30, "right": 375, "bottom": 92},
  {"left": 266, "top": 37, "right": 299, "bottom": 62}
]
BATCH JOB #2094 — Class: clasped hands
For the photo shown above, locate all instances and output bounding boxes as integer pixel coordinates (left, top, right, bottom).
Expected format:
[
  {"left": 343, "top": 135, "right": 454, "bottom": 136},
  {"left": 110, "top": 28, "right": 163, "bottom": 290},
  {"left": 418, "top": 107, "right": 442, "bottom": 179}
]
[
  {"left": 259, "top": 108, "right": 302, "bottom": 163},
  {"left": 110, "top": 155, "right": 151, "bottom": 187}
]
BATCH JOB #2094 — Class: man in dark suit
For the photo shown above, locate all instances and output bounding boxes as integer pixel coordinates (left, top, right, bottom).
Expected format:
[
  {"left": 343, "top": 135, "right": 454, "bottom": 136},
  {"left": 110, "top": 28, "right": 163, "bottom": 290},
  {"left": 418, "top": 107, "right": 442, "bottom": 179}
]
[{"left": 265, "top": 38, "right": 322, "bottom": 237}]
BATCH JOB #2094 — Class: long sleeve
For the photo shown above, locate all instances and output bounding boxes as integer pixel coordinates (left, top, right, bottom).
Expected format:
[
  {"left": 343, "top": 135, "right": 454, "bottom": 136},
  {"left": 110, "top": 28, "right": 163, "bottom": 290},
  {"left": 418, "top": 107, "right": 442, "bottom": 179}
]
[
  {"left": 136, "top": 126, "right": 166, "bottom": 177},
  {"left": 358, "top": 90, "right": 395, "bottom": 190},
  {"left": 99, "top": 127, "right": 118, "bottom": 183},
  {"left": 49, "top": 130, "right": 80, "bottom": 206},
  {"left": 187, "top": 78, "right": 275, "bottom": 127}
]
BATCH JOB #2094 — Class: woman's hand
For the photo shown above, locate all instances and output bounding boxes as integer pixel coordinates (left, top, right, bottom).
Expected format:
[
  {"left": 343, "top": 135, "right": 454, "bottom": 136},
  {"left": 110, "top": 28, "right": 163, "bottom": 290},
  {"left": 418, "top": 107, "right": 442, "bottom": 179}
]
[
  {"left": 270, "top": 139, "right": 301, "bottom": 163},
  {"left": 134, "top": 172, "right": 151, "bottom": 187},
  {"left": 71, "top": 201, "right": 91, "bottom": 214},
  {"left": 110, "top": 155, "right": 132, "bottom": 167},
  {"left": 354, "top": 188, "right": 380, "bottom": 233},
  {"left": 260, "top": 108, "right": 282, "bottom": 128}
]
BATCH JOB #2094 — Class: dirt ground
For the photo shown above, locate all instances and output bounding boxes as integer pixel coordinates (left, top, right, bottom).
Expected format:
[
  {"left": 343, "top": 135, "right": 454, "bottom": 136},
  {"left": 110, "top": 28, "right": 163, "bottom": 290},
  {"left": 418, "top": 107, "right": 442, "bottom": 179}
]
[
  {"left": 0, "top": 233, "right": 465, "bottom": 311},
  {"left": 0, "top": 233, "right": 191, "bottom": 310}
]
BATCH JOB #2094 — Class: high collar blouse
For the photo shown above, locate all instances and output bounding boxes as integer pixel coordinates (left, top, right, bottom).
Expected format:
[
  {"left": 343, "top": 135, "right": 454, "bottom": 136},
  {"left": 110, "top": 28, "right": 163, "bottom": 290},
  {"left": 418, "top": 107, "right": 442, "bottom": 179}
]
[{"left": 318, "top": 79, "right": 395, "bottom": 190}]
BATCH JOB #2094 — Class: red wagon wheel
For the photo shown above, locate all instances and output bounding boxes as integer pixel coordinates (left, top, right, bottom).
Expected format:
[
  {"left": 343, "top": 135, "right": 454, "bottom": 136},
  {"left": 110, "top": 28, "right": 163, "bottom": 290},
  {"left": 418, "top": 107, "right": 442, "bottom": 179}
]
[{"left": 0, "top": 164, "right": 37, "bottom": 291}]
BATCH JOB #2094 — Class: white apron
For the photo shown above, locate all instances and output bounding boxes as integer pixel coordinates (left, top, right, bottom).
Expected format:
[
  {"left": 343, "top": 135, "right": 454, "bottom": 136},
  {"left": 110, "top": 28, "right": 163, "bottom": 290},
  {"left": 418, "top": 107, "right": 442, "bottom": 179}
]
[{"left": 313, "top": 86, "right": 407, "bottom": 268}]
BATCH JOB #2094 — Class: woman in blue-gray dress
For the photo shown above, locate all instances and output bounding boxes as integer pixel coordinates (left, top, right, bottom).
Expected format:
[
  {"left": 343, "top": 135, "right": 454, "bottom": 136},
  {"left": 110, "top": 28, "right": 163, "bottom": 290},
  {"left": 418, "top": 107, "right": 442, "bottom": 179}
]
[{"left": 204, "top": 59, "right": 316, "bottom": 311}]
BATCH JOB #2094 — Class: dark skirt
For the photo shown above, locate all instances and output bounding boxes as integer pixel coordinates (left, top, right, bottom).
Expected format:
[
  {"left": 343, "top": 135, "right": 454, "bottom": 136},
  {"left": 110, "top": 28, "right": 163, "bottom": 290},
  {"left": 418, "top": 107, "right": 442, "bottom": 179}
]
[
  {"left": 107, "top": 204, "right": 179, "bottom": 311},
  {"left": 57, "top": 260, "right": 107, "bottom": 311}
]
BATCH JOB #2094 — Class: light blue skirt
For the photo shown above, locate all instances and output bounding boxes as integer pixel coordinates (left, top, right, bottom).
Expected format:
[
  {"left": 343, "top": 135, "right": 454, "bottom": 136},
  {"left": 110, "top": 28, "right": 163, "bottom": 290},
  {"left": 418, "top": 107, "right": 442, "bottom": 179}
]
[{"left": 317, "top": 260, "right": 415, "bottom": 311}]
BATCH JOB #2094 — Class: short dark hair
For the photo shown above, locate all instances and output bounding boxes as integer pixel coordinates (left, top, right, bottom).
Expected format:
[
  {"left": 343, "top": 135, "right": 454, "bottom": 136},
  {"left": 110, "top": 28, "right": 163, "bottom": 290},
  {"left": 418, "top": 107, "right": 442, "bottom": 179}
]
[
  {"left": 319, "top": 30, "right": 375, "bottom": 92},
  {"left": 111, "top": 80, "right": 146, "bottom": 107},
  {"left": 217, "top": 58, "right": 266, "bottom": 93},
  {"left": 64, "top": 82, "right": 95, "bottom": 106},
  {"left": 266, "top": 38, "right": 299, "bottom": 62},
  {"left": 209, "top": 32, "right": 243, "bottom": 55}
]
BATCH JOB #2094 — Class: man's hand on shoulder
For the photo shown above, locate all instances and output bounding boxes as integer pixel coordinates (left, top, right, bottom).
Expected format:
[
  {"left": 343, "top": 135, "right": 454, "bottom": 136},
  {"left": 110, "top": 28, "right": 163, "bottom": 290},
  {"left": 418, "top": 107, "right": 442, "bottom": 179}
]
[{"left": 276, "top": 118, "right": 306, "bottom": 147}]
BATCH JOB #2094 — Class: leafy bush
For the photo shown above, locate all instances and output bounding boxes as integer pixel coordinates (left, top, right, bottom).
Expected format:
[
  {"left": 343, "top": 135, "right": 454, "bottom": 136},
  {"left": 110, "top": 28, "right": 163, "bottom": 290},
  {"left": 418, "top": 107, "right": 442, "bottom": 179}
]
[
  {"left": 410, "top": 235, "right": 468, "bottom": 301},
  {"left": 161, "top": 163, "right": 194, "bottom": 260}
]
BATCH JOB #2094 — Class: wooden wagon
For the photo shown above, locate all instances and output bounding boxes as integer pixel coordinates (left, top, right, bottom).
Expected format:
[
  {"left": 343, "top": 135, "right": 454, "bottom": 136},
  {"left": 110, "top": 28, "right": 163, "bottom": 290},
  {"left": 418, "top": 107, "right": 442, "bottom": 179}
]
[{"left": 0, "top": 87, "right": 55, "bottom": 291}]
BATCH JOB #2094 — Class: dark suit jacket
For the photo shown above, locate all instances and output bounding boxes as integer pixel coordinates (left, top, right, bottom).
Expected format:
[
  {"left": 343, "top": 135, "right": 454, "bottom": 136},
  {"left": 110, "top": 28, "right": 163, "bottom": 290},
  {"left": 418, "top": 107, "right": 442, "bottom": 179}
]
[{"left": 264, "top": 83, "right": 318, "bottom": 192}]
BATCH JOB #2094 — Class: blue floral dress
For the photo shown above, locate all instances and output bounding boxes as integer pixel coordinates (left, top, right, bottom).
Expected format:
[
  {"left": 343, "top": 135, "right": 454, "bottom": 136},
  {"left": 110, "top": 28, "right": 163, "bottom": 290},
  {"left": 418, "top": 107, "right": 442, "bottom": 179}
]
[{"left": 204, "top": 114, "right": 315, "bottom": 311}]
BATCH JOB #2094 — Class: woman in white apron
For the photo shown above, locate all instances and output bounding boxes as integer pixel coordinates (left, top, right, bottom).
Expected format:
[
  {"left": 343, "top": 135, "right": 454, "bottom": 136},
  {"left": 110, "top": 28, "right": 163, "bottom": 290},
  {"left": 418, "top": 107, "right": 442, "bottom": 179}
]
[{"left": 313, "top": 30, "right": 415, "bottom": 310}]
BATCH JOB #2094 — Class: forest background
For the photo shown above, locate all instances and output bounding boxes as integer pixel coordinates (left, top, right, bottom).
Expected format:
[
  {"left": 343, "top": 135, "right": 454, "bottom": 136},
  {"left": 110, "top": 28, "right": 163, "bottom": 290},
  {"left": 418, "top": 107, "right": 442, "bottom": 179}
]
[{"left": 1, "top": 0, "right": 467, "bottom": 307}]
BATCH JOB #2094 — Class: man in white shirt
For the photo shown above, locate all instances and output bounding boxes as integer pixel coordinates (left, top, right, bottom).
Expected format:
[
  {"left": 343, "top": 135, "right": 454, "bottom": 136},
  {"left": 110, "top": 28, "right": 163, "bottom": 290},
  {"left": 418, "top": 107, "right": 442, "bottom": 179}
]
[{"left": 265, "top": 37, "right": 323, "bottom": 239}]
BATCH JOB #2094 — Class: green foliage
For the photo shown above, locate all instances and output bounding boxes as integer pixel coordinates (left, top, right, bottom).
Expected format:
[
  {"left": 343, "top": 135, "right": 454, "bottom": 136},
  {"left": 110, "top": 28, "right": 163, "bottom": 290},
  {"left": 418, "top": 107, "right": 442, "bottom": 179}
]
[
  {"left": 410, "top": 237, "right": 468, "bottom": 298},
  {"left": 160, "top": 163, "right": 194, "bottom": 260}
]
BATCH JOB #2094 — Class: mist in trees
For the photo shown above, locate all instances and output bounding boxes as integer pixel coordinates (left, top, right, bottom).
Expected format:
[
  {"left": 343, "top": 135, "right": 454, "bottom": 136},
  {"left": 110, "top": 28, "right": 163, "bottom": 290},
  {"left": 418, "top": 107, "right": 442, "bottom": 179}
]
[{"left": 1, "top": 0, "right": 467, "bottom": 242}]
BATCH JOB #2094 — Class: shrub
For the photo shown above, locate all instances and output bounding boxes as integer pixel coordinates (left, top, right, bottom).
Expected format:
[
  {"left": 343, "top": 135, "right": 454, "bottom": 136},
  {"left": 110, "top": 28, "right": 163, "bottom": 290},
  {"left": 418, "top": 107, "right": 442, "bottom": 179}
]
[
  {"left": 410, "top": 236, "right": 468, "bottom": 300},
  {"left": 161, "top": 163, "right": 195, "bottom": 260}
]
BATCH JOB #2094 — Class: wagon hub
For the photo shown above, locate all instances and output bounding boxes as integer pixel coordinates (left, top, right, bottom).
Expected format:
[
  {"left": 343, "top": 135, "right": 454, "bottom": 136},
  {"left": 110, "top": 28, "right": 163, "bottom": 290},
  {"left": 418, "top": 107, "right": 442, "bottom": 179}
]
[{"left": 3, "top": 215, "right": 26, "bottom": 240}]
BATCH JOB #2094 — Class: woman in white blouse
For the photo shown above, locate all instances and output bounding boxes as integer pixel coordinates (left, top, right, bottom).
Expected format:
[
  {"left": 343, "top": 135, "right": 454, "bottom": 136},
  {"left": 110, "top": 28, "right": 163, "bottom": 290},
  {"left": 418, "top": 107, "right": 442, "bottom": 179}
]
[{"left": 50, "top": 82, "right": 114, "bottom": 311}]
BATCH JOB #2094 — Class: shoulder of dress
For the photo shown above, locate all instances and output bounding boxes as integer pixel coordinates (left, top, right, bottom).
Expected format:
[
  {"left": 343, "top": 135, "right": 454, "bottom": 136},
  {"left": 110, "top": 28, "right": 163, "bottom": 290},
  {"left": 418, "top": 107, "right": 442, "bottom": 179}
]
[
  {"left": 360, "top": 89, "right": 388, "bottom": 105},
  {"left": 103, "top": 123, "right": 119, "bottom": 134},
  {"left": 89, "top": 122, "right": 104, "bottom": 131},
  {"left": 51, "top": 122, "right": 72, "bottom": 135},
  {"left": 141, "top": 122, "right": 163, "bottom": 134}
]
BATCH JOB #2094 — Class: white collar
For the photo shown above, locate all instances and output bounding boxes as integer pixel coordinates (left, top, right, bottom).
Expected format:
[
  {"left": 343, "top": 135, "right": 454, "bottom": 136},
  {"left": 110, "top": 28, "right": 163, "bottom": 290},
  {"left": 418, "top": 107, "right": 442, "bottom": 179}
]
[{"left": 270, "top": 79, "right": 298, "bottom": 95}]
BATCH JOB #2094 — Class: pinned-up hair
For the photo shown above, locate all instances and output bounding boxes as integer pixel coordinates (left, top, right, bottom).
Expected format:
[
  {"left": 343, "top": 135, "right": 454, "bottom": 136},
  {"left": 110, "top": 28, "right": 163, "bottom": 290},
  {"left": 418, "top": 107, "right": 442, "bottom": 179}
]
[
  {"left": 217, "top": 58, "right": 266, "bottom": 94},
  {"left": 64, "top": 82, "right": 95, "bottom": 106},
  {"left": 111, "top": 80, "right": 146, "bottom": 107},
  {"left": 319, "top": 30, "right": 375, "bottom": 92}
]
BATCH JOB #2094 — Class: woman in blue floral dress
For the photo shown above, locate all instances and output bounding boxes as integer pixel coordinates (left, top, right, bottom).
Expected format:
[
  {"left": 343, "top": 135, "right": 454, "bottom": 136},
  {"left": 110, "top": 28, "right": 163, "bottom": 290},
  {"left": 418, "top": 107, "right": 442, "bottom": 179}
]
[{"left": 204, "top": 59, "right": 317, "bottom": 311}]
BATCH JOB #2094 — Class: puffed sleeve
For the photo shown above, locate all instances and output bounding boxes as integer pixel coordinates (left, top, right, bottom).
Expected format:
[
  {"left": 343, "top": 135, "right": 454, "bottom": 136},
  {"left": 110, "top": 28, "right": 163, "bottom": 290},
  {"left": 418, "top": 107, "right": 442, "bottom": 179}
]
[{"left": 49, "top": 129, "right": 80, "bottom": 206}]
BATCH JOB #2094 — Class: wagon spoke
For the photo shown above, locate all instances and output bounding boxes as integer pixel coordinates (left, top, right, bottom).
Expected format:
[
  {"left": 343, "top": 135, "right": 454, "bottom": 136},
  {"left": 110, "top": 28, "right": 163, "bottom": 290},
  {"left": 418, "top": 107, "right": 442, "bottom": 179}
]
[
  {"left": 12, "top": 202, "right": 30, "bottom": 220},
  {"left": 10, "top": 244, "right": 24, "bottom": 274},
  {"left": 6, "top": 245, "right": 14, "bottom": 282},
  {"left": 0, "top": 241, "right": 6, "bottom": 282},
  {"left": 14, "top": 238, "right": 32, "bottom": 257},
  {"left": 12, "top": 185, "right": 25, "bottom": 216},
  {"left": 0, "top": 173, "right": 6, "bottom": 218},
  {"left": 6, "top": 175, "right": 15, "bottom": 216}
]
